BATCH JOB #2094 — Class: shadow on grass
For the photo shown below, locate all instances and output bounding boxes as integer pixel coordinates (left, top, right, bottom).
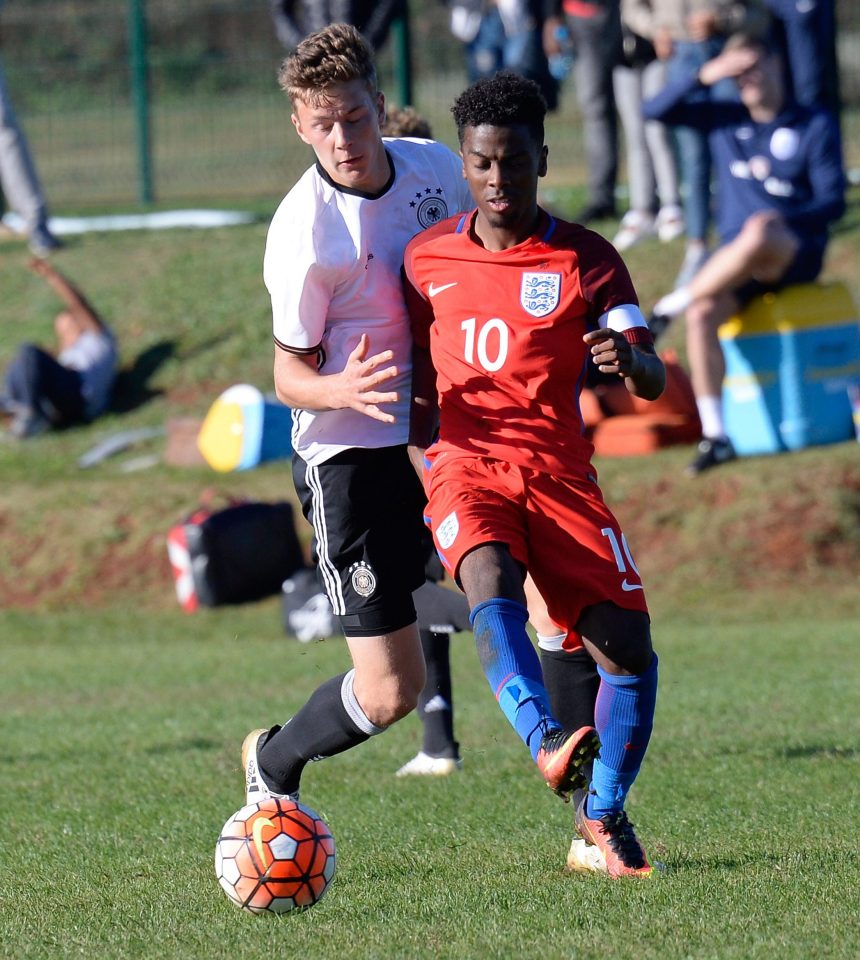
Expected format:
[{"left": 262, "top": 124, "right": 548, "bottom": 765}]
[
  {"left": 780, "top": 745, "right": 858, "bottom": 760},
  {"left": 142, "top": 735, "right": 221, "bottom": 756},
  {"left": 0, "top": 735, "right": 221, "bottom": 765},
  {"left": 110, "top": 339, "right": 177, "bottom": 413}
]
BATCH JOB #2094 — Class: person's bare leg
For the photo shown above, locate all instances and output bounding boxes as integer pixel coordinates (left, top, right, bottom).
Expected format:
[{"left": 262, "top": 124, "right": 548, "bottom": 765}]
[
  {"left": 686, "top": 293, "right": 735, "bottom": 402},
  {"left": 687, "top": 211, "right": 800, "bottom": 302},
  {"left": 653, "top": 212, "right": 800, "bottom": 322},
  {"left": 347, "top": 624, "right": 426, "bottom": 727}
]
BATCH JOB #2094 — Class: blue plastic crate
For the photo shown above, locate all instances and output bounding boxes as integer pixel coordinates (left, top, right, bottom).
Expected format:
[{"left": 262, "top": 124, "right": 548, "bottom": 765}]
[{"left": 719, "top": 283, "right": 860, "bottom": 455}]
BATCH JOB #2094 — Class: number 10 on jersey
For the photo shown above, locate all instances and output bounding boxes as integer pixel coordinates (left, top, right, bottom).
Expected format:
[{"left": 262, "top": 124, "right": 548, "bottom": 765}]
[{"left": 461, "top": 317, "right": 509, "bottom": 372}]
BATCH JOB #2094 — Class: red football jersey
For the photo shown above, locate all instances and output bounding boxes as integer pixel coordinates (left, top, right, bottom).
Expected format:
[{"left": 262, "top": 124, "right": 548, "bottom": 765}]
[{"left": 403, "top": 209, "right": 638, "bottom": 477}]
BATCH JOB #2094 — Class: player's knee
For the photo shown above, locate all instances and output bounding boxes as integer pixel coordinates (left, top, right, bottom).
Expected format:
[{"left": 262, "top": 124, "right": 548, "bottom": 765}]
[
  {"left": 609, "top": 641, "right": 654, "bottom": 677},
  {"left": 686, "top": 298, "right": 721, "bottom": 337},
  {"left": 740, "top": 211, "right": 774, "bottom": 248},
  {"left": 580, "top": 605, "right": 653, "bottom": 676},
  {"left": 361, "top": 694, "right": 416, "bottom": 728},
  {"left": 359, "top": 672, "right": 423, "bottom": 727}
]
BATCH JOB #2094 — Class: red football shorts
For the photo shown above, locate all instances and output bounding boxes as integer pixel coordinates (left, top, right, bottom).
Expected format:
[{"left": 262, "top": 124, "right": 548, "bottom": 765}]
[{"left": 423, "top": 448, "right": 649, "bottom": 650}]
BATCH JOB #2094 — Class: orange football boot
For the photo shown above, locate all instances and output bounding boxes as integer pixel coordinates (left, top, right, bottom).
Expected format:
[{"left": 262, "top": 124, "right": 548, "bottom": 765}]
[
  {"left": 569, "top": 792, "right": 653, "bottom": 878},
  {"left": 536, "top": 726, "right": 600, "bottom": 799}
]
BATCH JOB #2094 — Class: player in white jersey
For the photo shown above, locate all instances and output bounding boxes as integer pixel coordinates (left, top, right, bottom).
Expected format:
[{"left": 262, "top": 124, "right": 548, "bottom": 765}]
[
  {"left": 242, "top": 23, "right": 473, "bottom": 806},
  {"left": 265, "top": 134, "right": 468, "bottom": 465}
]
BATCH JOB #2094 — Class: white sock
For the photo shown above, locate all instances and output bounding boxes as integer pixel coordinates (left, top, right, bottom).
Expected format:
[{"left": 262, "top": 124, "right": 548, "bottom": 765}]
[
  {"left": 536, "top": 630, "right": 567, "bottom": 652},
  {"left": 653, "top": 285, "right": 692, "bottom": 318},
  {"left": 696, "top": 395, "right": 726, "bottom": 440}
]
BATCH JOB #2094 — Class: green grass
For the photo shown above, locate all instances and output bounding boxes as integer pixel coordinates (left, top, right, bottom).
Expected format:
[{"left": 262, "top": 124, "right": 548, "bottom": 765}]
[{"left": 1, "top": 606, "right": 858, "bottom": 959}]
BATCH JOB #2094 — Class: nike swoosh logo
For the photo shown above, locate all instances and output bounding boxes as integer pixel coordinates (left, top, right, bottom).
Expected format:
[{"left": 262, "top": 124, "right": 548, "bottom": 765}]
[
  {"left": 621, "top": 580, "right": 644, "bottom": 592},
  {"left": 428, "top": 281, "right": 457, "bottom": 298},
  {"left": 252, "top": 815, "right": 275, "bottom": 867}
]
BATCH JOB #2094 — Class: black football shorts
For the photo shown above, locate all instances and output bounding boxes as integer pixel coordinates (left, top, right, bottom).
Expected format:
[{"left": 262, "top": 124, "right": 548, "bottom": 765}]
[{"left": 292, "top": 444, "right": 426, "bottom": 637}]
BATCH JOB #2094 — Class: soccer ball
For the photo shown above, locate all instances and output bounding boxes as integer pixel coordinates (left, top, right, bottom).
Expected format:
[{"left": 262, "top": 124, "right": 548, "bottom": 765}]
[{"left": 215, "top": 797, "right": 336, "bottom": 913}]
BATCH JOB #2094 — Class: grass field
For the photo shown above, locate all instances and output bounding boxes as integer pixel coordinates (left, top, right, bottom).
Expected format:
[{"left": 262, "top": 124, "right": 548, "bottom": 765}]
[
  {"left": 1, "top": 606, "right": 858, "bottom": 959},
  {"left": 0, "top": 180, "right": 859, "bottom": 957}
]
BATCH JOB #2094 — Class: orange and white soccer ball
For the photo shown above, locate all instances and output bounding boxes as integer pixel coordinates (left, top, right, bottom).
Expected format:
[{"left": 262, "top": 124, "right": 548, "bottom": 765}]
[{"left": 215, "top": 797, "right": 336, "bottom": 913}]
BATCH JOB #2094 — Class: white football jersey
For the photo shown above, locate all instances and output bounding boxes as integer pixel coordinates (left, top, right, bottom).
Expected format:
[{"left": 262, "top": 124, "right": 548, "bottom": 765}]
[{"left": 264, "top": 137, "right": 472, "bottom": 466}]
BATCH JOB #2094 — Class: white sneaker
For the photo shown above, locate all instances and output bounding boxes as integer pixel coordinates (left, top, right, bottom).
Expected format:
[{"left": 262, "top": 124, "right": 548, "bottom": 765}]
[
  {"left": 655, "top": 204, "right": 685, "bottom": 243},
  {"left": 612, "top": 210, "right": 656, "bottom": 251},
  {"left": 241, "top": 728, "right": 297, "bottom": 803},
  {"left": 395, "top": 751, "right": 463, "bottom": 778},
  {"left": 565, "top": 836, "right": 608, "bottom": 874}
]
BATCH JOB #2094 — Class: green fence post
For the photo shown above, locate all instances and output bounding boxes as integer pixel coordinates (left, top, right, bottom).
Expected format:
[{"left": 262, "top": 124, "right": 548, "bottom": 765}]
[
  {"left": 391, "top": 5, "right": 413, "bottom": 107},
  {"left": 128, "top": 0, "right": 153, "bottom": 204}
]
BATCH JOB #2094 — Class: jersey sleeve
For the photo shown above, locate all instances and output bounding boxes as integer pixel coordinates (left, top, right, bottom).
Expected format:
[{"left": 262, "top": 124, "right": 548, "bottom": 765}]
[
  {"left": 787, "top": 109, "right": 846, "bottom": 234},
  {"left": 263, "top": 192, "right": 333, "bottom": 354},
  {"left": 402, "top": 215, "right": 464, "bottom": 348},
  {"left": 402, "top": 235, "right": 435, "bottom": 349},
  {"left": 576, "top": 230, "right": 639, "bottom": 319}
]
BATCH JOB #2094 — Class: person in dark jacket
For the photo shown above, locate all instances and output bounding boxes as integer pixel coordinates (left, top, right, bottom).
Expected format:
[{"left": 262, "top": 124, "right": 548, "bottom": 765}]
[{"left": 646, "top": 32, "right": 845, "bottom": 475}]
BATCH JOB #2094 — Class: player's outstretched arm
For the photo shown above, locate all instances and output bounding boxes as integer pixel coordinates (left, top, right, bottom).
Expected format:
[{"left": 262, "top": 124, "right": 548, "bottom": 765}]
[
  {"left": 273, "top": 334, "right": 400, "bottom": 422},
  {"left": 583, "top": 329, "right": 665, "bottom": 401}
]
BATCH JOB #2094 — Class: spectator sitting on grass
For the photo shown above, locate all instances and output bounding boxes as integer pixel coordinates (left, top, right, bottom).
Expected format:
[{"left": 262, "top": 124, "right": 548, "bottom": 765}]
[{"left": 1, "top": 258, "right": 117, "bottom": 439}]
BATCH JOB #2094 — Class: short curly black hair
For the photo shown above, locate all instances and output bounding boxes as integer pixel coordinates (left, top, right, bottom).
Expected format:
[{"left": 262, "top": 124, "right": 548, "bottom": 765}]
[{"left": 451, "top": 71, "right": 546, "bottom": 146}]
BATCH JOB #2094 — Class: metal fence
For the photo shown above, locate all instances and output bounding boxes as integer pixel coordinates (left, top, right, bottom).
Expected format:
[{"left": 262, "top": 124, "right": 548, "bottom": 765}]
[{"left": 2, "top": 0, "right": 858, "bottom": 209}]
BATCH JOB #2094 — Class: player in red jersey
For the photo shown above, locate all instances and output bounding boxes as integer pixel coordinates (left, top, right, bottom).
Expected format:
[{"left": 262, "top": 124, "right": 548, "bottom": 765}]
[{"left": 403, "top": 71, "right": 665, "bottom": 878}]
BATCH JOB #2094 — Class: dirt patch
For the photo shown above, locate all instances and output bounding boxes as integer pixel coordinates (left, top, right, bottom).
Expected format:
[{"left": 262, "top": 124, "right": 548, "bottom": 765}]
[
  {"left": 612, "top": 455, "right": 860, "bottom": 597},
  {"left": 1, "top": 446, "right": 858, "bottom": 613}
]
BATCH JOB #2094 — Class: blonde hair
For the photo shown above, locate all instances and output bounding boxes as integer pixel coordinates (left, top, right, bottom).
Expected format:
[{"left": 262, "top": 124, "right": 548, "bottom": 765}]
[
  {"left": 278, "top": 22, "right": 377, "bottom": 107},
  {"left": 381, "top": 106, "right": 433, "bottom": 139}
]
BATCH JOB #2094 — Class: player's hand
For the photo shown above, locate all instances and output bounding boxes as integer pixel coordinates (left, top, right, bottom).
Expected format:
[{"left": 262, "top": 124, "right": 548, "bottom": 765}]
[
  {"left": 338, "top": 334, "right": 400, "bottom": 423},
  {"left": 583, "top": 328, "right": 638, "bottom": 379}
]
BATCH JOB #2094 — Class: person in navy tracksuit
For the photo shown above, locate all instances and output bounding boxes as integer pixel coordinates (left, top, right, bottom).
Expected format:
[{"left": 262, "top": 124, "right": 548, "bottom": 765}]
[{"left": 644, "top": 31, "right": 845, "bottom": 475}]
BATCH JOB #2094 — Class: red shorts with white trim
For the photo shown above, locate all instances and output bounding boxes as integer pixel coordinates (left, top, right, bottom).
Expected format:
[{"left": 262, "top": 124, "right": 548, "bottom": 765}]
[{"left": 423, "top": 448, "right": 649, "bottom": 651}]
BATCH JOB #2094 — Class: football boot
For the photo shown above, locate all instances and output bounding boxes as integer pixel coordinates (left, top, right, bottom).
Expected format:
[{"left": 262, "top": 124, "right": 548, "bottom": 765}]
[
  {"left": 536, "top": 726, "right": 600, "bottom": 800},
  {"left": 241, "top": 727, "right": 297, "bottom": 804},
  {"left": 568, "top": 792, "right": 653, "bottom": 878}
]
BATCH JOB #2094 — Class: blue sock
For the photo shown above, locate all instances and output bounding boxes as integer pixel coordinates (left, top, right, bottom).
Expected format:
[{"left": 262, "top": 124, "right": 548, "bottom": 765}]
[
  {"left": 470, "top": 597, "right": 559, "bottom": 760},
  {"left": 588, "top": 654, "right": 658, "bottom": 818}
]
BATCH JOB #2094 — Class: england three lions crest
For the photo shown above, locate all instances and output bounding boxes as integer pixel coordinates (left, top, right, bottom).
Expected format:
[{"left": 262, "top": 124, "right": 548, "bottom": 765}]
[{"left": 520, "top": 272, "right": 561, "bottom": 317}]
